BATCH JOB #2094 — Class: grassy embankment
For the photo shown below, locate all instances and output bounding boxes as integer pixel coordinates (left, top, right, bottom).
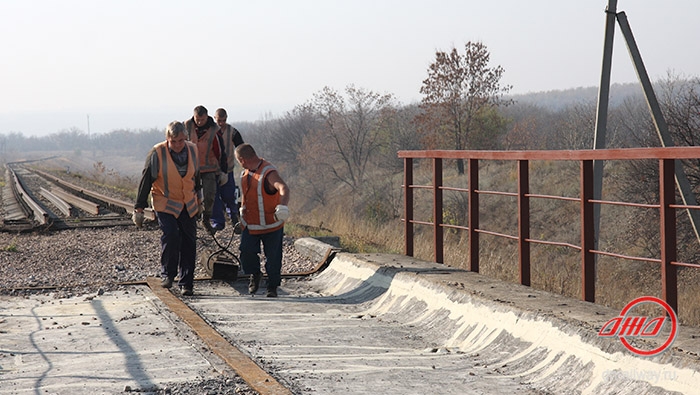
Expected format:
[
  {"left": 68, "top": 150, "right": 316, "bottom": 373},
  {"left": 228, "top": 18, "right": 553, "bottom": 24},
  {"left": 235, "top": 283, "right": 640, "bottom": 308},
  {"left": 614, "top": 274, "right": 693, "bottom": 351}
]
[{"left": 292, "top": 159, "right": 700, "bottom": 326}]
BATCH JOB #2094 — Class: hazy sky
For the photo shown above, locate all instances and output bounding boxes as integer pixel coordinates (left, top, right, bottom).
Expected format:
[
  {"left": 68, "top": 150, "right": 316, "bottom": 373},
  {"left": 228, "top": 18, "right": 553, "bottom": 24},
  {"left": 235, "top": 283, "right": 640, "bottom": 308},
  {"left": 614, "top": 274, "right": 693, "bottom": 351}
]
[{"left": 1, "top": 0, "right": 698, "bottom": 136}]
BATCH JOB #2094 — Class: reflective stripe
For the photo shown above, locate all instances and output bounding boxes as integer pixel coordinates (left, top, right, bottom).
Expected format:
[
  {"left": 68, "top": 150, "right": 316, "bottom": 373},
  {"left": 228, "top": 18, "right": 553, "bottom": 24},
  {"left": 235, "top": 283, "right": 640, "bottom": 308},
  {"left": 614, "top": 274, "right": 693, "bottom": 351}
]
[{"left": 160, "top": 146, "right": 169, "bottom": 197}]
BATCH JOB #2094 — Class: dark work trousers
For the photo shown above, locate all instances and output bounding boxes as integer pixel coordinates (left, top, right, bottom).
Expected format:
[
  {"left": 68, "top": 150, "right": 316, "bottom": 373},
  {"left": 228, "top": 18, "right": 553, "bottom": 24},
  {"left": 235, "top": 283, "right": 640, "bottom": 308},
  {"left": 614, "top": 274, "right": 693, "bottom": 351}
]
[
  {"left": 201, "top": 172, "right": 217, "bottom": 225},
  {"left": 211, "top": 172, "right": 239, "bottom": 228},
  {"left": 239, "top": 227, "right": 284, "bottom": 289},
  {"left": 157, "top": 208, "right": 197, "bottom": 289}
]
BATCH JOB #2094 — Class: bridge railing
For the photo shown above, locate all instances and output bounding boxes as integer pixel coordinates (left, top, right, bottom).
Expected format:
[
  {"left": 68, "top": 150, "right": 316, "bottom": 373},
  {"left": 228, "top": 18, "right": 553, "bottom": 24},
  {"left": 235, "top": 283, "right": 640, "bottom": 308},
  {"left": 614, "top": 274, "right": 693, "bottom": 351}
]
[{"left": 398, "top": 147, "right": 700, "bottom": 314}]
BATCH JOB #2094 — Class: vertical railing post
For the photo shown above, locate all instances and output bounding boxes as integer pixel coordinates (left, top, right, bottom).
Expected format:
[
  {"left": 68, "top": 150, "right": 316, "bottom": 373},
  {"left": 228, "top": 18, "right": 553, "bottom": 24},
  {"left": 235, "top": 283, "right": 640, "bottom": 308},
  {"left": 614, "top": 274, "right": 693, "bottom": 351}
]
[
  {"left": 433, "top": 158, "right": 444, "bottom": 263},
  {"left": 581, "top": 160, "right": 595, "bottom": 302},
  {"left": 518, "top": 160, "right": 531, "bottom": 286},
  {"left": 468, "top": 158, "right": 479, "bottom": 272},
  {"left": 659, "top": 159, "right": 678, "bottom": 313},
  {"left": 404, "top": 158, "right": 414, "bottom": 257}
]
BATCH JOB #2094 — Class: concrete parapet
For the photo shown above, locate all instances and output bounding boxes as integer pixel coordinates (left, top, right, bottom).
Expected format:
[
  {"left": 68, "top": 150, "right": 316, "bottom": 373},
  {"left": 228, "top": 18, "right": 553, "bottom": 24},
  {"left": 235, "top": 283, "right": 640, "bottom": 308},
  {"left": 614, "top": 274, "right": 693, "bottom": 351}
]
[
  {"left": 310, "top": 250, "right": 700, "bottom": 394},
  {"left": 294, "top": 236, "right": 341, "bottom": 265}
]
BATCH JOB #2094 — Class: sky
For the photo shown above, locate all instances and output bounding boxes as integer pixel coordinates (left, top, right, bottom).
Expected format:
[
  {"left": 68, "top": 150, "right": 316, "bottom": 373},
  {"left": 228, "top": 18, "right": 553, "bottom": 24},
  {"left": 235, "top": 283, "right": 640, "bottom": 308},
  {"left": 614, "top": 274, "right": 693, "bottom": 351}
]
[{"left": 0, "top": 0, "right": 698, "bottom": 137}]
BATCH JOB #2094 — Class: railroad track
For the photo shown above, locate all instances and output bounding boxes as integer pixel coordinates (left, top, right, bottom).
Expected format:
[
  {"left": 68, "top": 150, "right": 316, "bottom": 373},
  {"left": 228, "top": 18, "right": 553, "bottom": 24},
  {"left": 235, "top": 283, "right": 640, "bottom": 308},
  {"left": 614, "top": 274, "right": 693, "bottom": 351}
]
[{"left": 2, "top": 163, "right": 154, "bottom": 231}]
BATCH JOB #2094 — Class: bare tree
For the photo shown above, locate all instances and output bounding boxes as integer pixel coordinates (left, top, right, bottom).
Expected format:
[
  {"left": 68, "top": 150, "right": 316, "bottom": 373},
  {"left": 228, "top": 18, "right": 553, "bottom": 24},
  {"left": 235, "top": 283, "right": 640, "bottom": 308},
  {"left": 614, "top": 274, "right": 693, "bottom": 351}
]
[
  {"left": 374, "top": 103, "right": 422, "bottom": 171},
  {"left": 553, "top": 102, "right": 598, "bottom": 150},
  {"left": 418, "top": 41, "right": 512, "bottom": 173},
  {"left": 307, "top": 85, "right": 394, "bottom": 191},
  {"left": 258, "top": 104, "right": 320, "bottom": 177},
  {"left": 614, "top": 73, "right": 700, "bottom": 263}
]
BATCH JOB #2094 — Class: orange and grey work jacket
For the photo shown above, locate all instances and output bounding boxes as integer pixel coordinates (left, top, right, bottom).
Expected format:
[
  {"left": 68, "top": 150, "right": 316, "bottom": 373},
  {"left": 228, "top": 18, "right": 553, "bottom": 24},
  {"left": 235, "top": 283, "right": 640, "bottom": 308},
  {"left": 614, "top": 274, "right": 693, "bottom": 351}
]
[
  {"left": 185, "top": 119, "right": 221, "bottom": 174},
  {"left": 219, "top": 123, "right": 243, "bottom": 173},
  {"left": 151, "top": 141, "right": 200, "bottom": 218},
  {"left": 239, "top": 159, "right": 283, "bottom": 235}
]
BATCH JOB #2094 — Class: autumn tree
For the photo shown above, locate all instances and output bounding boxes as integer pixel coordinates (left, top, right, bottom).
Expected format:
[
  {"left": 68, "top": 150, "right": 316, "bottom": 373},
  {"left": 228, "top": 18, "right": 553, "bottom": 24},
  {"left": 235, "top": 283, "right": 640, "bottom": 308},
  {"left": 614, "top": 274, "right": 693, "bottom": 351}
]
[
  {"left": 500, "top": 103, "right": 548, "bottom": 150},
  {"left": 418, "top": 41, "right": 512, "bottom": 173}
]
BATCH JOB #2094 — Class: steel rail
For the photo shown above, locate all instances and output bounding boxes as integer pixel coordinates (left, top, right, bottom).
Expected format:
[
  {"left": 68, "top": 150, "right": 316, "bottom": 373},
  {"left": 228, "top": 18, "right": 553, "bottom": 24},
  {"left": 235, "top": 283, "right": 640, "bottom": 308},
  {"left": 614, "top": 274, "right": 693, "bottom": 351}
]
[
  {"left": 146, "top": 277, "right": 293, "bottom": 395},
  {"left": 39, "top": 187, "right": 72, "bottom": 216},
  {"left": 9, "top": 167, "right": 49, "bottom": 225},
  {"left": 50, "top": 187, "right": 100, "bottom": 215},
  {"left": 32, "top": 168, "right": 156, "bottom": 221}
]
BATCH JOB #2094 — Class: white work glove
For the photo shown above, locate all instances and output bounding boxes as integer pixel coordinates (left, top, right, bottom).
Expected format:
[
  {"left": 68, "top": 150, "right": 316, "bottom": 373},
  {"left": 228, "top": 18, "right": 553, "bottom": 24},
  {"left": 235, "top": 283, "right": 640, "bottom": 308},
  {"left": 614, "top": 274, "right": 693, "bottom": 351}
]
[
  {"left": 132, "top": 211, "right": 144, "bottom": 228},
  {"left": 218, "top": 171, "right": 228, "bottom": 186},
  {"left": 274, "top": 205, "right": 290, "bottom": 222}
]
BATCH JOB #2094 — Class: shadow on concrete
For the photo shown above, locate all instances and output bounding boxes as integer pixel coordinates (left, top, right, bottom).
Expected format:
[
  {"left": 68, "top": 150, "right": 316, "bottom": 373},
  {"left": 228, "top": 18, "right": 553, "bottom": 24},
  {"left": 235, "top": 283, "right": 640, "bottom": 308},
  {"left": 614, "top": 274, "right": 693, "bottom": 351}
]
[{"left": 90, "top": 300, "right": 155, "bottom": 390}]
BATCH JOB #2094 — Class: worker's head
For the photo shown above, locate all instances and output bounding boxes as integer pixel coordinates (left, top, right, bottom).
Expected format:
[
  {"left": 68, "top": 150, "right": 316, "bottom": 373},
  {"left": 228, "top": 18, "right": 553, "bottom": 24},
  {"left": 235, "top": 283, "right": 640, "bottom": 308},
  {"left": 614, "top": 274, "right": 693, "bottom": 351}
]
[
  {"left": 193, "top": 105, "right": 208, "bottom": 127},
  {"left": 165, "top": 121, "right": 187, "bottom": 153},
  {"left": 215, "top": 108, "right": 228, "bottom": 128},
  {"left": 235, "top": 143, "right": 258, "bottom": 170}
]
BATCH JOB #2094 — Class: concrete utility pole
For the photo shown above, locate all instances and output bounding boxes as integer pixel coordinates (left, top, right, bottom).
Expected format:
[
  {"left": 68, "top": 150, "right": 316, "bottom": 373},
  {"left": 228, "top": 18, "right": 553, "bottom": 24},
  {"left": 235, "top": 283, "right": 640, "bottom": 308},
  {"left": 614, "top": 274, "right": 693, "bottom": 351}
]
[
  {"left": 593, "top": 0, "right": 700, "bottom": 247},
  {"left": 592, "top": 0, "right": 617, "bottom": 249}
]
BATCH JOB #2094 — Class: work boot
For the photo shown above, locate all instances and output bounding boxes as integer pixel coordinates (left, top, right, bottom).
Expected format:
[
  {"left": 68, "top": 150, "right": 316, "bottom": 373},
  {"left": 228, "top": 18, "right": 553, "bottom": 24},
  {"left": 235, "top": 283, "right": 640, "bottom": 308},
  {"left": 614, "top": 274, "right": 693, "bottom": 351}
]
[
  {"left": 248, "top": 273, "right": 261, "bottom": 294},
  {"left": 161, "top": 277, "right": 173, "bottom": 289},
  {"left": 266, "top": 286, "right": 277, "bottom": 298},
  {"left": 181, "top": 287, "right": 193, "bottom": 296}
]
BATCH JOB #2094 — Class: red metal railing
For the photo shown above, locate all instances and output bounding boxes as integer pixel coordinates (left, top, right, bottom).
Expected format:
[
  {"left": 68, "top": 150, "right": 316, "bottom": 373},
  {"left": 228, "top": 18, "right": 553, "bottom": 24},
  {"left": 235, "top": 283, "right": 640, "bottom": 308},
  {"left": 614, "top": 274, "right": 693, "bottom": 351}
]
[{"left": 398, "top": 147, "right": 700, "bottom": 314}]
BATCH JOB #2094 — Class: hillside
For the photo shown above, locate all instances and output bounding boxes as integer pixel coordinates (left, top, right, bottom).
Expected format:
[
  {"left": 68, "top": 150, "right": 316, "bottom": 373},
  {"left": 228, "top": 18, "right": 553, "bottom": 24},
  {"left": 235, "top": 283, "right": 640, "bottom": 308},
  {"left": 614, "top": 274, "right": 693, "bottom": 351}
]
[{"left": 509, "top": 82, "right": 644, "bottom": 111}]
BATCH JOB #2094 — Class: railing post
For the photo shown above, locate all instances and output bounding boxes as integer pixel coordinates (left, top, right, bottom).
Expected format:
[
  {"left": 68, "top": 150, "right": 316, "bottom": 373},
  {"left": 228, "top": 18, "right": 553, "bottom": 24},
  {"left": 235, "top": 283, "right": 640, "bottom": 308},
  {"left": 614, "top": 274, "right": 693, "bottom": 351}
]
[
  {"left": 518, "top": 160, "right": 531, "bottom": 286},
  {"left": 468, "top": 159, "right": 479, "bottom": 272},
  {"left": 659, "top": 159, "right": 678, "bottom": 313},
  {"left": 433, "top": 158, "right": 444, "bottom": 263},
  {"left": 404, "top": 158, "right": 414, "bottom": 257},
  {"left": 581, "top": 160, "right": 595, "bottom": 302}
]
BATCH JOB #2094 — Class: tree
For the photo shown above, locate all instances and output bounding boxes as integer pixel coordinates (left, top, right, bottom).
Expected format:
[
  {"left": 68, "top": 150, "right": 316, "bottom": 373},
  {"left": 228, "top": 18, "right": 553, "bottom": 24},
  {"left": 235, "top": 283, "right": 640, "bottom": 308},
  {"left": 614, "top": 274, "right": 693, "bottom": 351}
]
[
  {"left": 269, "top": 104, "right": 320, "bottom": 174},
  {"left": 306, "top": 85, "right": 394, "bottom": 191},
  {"left": 614, "top": 73, "right": 700, "bottom": 263},
  {"left": 374, "top": 103, "right": 422, "bottom": 171},
  {"left": 418, "top": 41, "right": 512, "bottom": 173}
]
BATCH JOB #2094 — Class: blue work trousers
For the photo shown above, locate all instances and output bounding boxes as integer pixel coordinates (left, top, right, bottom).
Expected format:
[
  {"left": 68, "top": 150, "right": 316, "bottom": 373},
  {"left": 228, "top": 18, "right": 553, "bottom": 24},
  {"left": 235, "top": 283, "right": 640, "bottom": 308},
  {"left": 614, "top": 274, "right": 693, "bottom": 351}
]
[
  {"left": 212, "top": 172, "right": 239, "bottom": 228},
  {"left": 157, "top": 209, "right": 197, "bottom": 289},
  {"left": 239, "top": 227, "right": 284, "bottom": 289}
]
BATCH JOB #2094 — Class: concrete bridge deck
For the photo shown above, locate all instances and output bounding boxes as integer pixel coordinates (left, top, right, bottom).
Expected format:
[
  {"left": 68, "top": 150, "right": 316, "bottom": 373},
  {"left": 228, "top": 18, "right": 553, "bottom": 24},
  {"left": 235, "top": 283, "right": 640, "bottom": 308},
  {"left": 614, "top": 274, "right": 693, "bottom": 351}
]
[{"left": 2, "top": 238, "right": 699, "bottom": 394}]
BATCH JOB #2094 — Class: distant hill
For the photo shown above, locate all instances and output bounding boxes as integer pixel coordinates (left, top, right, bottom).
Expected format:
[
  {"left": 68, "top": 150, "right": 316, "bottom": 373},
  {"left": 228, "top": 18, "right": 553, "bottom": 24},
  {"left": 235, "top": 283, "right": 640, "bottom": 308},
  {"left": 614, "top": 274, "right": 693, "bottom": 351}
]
[{"left": 509, "top": 83, "right": 645, "bottom": 111}]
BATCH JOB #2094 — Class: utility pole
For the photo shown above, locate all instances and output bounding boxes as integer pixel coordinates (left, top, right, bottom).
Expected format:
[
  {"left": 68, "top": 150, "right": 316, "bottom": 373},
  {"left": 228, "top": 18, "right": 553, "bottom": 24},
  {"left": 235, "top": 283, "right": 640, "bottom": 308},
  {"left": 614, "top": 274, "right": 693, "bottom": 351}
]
[
  {"left": 593, "top": 0, "right": 700, "bottom": 247},
  {"left": 592, "top": 0, "right": 617, "bottom": 250}
]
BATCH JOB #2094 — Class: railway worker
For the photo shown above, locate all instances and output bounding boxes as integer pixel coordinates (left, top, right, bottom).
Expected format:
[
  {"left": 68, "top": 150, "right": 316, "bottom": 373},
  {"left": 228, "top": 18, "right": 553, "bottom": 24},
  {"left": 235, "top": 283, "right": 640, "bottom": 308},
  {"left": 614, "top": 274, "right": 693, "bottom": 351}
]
[
  {"left": 184, "top": 105, "right": 227, "bottom": 236},
  {"left": 133, "top": 121, "right": 201, "bottom": 296},
  {"left": 210, "top": 107, "right": 244, "bottom": 233},
  {"left": 235, "top": 143, "right": 290, "bottom": 297}
]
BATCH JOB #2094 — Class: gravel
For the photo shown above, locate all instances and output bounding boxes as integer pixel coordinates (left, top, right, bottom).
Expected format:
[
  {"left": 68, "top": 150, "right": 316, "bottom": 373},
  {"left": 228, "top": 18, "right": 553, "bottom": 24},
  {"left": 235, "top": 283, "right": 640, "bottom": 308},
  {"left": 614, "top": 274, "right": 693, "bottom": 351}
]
[{"left": 0, "top": 223, "right": 315, "bottom": 297}]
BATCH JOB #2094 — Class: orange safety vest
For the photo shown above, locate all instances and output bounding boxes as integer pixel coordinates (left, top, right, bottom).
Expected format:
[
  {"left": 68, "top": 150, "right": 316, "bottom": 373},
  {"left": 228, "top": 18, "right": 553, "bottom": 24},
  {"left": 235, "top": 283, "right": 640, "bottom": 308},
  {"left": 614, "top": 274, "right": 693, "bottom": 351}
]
[
  {"left": 239, "top": 159, "right": 283, "bottom": 234},
  {"left": 151, "top": 141, "right": 199, "bottom": 218},
  {"left": 185, "top": 119, "right": 221, "bottom": 173}
]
